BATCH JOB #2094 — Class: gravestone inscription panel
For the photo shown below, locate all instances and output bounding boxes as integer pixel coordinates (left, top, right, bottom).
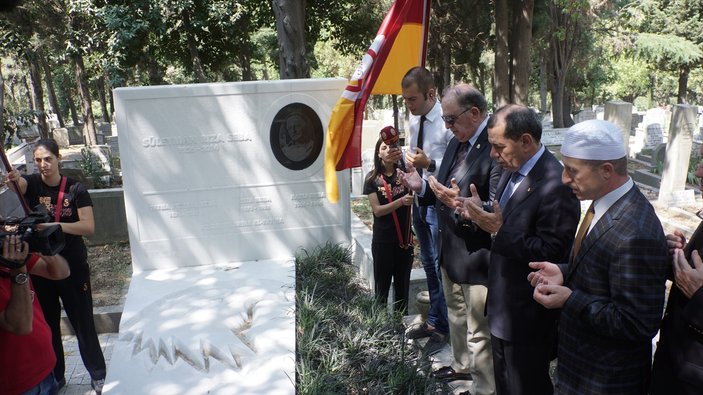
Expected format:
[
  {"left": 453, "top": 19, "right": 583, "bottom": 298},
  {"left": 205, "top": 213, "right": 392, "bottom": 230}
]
[{"left": 106, "top": 78, "right": 349, "bottom": 394}]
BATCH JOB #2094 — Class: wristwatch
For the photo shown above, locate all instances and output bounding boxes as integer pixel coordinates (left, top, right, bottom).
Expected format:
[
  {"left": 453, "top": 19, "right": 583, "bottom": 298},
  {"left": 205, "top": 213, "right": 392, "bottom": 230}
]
[
  {"left": 11, "top": 272, "right": 29, "bottom": 285},
  {"left": 427, "top": 159, "right": 436, "bottom": 173}
]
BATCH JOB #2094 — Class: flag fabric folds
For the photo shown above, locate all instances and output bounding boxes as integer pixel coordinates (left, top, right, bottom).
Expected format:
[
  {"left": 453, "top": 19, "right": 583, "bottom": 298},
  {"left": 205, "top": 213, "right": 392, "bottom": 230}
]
[{"left": 324, "top": 0, "right": 430, "bottom": 203}]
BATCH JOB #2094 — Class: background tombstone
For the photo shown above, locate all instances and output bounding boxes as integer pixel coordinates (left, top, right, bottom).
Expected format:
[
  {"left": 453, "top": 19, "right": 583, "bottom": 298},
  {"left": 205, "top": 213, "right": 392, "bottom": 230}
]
[
  {"left": 106, "top": 78, "right": 349, "bottom": 394},
  {"left": 605, "top": 100, "right": 633, "bottom": 155},
  {"left": 658, "top": 104, "right": 698, "bottom": 206}
]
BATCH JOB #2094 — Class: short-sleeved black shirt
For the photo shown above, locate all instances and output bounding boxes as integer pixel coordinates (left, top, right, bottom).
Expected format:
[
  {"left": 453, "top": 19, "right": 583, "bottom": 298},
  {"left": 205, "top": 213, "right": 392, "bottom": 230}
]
[
  {"left": 22, "top": 174, "right": 92, "bottom": 258},
  {"left": 363, "top": 170, "right": 411, "bottom": 244}
]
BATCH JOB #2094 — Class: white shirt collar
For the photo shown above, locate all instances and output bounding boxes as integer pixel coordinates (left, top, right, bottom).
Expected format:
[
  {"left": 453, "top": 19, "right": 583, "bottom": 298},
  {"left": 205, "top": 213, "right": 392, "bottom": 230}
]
[{"left": 590, "top": 177, "right": 634, "bottom": 231}]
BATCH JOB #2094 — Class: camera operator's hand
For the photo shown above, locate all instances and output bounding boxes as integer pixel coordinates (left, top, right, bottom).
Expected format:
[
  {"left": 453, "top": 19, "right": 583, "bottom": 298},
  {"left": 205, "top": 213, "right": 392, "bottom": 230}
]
[{"left": 3, "top": 235, "right": 28, "bottom": 266}]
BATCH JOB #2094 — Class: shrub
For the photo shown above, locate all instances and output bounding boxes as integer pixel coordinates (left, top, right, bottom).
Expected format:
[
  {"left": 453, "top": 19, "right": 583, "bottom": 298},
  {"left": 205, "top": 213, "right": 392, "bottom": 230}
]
[{"left": 296, "top": 242, "right": 441, "bottom": 394}]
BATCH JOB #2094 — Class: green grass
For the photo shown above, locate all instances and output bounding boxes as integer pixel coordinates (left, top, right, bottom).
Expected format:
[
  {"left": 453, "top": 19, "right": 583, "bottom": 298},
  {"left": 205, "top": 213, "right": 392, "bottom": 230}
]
[{"left": 296, "top": 242, "right": 442, "bottom": 394}]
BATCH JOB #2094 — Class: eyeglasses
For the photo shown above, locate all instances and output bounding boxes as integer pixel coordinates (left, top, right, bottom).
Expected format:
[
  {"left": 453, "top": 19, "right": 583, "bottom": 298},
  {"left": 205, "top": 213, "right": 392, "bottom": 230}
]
[{"left": 441, "top": 107, "right": 472, "bottom": 125}]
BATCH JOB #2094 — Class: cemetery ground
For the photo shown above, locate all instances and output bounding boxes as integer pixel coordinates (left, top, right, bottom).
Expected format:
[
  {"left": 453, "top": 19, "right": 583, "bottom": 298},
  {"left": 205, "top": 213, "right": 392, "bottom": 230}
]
[{"left": 87, "top": 242, "right": 131, "bottom": 307}]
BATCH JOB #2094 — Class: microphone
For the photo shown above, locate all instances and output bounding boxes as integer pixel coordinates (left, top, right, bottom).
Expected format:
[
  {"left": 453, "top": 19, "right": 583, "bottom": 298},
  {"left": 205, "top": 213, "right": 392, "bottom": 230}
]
[
  {"left": 380, "top": 126, "right": 405, "bottom": 170},
  {"left": 380, "top": 125, "right": 400, "bottom": 149}
]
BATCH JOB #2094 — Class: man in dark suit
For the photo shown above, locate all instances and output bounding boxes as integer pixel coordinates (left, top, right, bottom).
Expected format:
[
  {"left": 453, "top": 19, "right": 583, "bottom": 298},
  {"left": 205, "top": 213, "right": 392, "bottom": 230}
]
[
  {"left": 458, "top": 104, "right": 580, "bottom": 395},
  {"left": 403, "top": 84, "right": 500, "bottom": 395},
  {"left": 528, "top": 120, "right": 669, "bottom": 395},
  {"left": 649, "top": 142, "right": 703, "bottom": 395}
]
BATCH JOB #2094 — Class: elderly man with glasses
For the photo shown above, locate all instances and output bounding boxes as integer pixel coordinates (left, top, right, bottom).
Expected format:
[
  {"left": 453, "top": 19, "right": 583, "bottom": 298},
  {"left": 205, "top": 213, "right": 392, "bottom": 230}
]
[{"left": 402, "top": 84, "right": 500, "bottom": 395}]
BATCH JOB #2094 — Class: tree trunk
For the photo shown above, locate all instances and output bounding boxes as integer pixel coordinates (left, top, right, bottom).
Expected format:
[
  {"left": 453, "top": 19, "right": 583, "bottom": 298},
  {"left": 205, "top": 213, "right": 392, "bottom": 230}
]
[
  {"left": 561, "top": 91, "right": 574, "bottom": 127},
  {"left": 108, "top": 79, "right": 115, "bottom": 118},
  {"left": 25, "top": 49, "right": 48, "bottom": 138},
  {"left": 539, "top": 56, "right": 548, "bottom": 113},
  {"left": 239, "top": 51, "right": 254, "bottom": 81},
  {"left": 271, "top": 0, "right": 310, "bottom": 79},
  {"left": 0, "top": 59, "right": 5, "bottom": 140},
  {"left": 96, "top": 76, "right": 110, "bottom": 123},
  {"left": 40, "top": 53, "right": 65, "bottom": 128},
  {"left": 677, "top": 66, "right": 689, "bottom": 104},
  {"left": 73, "top": 54, "right": 97, "bottom": 145},
  {"left": 21, "top": 75, "right": 32, "bottom": 112},
  {"left": 64, "top": 83, "right": 80, "bottom": 128},
  {"left": 548, "top": 2, "right": 579, "bottom": 128},
  {"left": 146, "top": 55, "right": 165, "bottom": 85},
  {"left": 494, "top": 0, "right": 509, "bottom": 108},
  {"left": 551, "top": 74, "right": 565, "bottom": 129},
  {"left": 181, "top": 8, "right": 208, "bottom": 83},
  {"left": 510, "top": 0, "right": 533, "bottom": 105}
]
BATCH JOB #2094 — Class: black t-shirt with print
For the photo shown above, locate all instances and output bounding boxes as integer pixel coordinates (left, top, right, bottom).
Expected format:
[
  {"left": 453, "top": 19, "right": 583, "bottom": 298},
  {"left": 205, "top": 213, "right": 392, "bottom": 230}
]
[
  {"left": 22, "top": 174, "right": 93, "bottom": 261},
  {"left": 363, "top": 170, "right": 411, "bottom": 244}
]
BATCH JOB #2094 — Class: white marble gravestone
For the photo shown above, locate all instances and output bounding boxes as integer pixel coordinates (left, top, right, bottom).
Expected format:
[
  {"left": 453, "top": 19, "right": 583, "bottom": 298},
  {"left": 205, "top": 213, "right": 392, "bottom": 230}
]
[{"left": 106, "top": 78, "right": 350, "bottom": 394}]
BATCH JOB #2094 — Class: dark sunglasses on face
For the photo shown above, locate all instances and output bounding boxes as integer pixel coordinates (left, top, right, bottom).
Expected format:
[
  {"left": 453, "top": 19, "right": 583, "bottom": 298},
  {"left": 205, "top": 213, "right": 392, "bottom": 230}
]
[{"left": 441, "top": 107, "right": 472, "bottom": 125}]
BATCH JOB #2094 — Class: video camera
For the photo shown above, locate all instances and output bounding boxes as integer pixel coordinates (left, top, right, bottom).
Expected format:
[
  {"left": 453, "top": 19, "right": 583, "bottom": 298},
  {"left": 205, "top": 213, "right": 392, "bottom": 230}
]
[{"left": 0, "top": 205, "right": 65, "bottom": 269}]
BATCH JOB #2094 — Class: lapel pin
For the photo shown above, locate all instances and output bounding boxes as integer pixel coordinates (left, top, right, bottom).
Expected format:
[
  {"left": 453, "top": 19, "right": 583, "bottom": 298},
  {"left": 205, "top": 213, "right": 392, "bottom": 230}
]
[
  {"left": 476, "top": 143, "right": 481, "bottom": 149},
  {"left": 527, "top": 187, "right": 532, "bottom": 192}
]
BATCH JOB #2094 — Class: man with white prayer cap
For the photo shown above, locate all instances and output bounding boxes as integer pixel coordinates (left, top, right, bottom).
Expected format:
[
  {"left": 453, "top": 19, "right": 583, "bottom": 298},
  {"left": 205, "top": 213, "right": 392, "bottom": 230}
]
[{"left": 526, "top": 119, "right": 670, "bottom": 395}]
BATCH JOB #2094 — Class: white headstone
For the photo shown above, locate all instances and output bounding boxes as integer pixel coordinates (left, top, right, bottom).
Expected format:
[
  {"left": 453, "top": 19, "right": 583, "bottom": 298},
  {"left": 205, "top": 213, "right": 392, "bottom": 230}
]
[
  {"left": 540, "top": 128, "right": 569, "bottom": 146},
  {"left": 658, "top": 104, "right": 698, "bottom": 206},
  {"left": 604, "top": 101, "right": 633, "bottom": 155},
  {"left": 107, "top": 78, "right": 350, "bottom": 394}
]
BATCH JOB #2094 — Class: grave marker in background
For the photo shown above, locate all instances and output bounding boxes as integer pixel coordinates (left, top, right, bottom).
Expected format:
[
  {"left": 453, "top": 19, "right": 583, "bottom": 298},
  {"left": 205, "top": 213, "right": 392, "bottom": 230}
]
[
  {"left": 658, "top": 104, "right": 698, "bottom": 206},
  {"left": 605, "top": 100, "right": 633, "bottom": 155}
]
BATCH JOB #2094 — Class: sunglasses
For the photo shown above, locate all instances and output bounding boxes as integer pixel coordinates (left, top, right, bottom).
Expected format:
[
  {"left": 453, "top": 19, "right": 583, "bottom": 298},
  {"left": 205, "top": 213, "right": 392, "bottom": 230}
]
[{"left": 441, "top": 107, "right": 473, "bottom": 125}]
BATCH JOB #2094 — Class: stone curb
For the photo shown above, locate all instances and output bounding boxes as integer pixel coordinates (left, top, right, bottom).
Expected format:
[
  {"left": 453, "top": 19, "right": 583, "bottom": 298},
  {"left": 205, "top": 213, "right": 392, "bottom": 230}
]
[{"left": 60, "top": 305, "right": 122, "bottom": 335}]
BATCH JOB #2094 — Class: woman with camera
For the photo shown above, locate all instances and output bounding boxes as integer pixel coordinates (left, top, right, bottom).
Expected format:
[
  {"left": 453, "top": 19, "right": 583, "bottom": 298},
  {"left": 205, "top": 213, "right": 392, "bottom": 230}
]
[
  {"left": 7, "top": 139, "right": 106, "bottom": 394},
  {"left": 363, "top": 131, "right": 414, "bottom": 315}
]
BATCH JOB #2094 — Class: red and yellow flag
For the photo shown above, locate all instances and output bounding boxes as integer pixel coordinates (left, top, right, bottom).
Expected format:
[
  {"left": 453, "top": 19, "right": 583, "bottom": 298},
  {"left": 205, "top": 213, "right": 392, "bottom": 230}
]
[{"left": 324, "top": 0, "right": 430, "bottom": 203}]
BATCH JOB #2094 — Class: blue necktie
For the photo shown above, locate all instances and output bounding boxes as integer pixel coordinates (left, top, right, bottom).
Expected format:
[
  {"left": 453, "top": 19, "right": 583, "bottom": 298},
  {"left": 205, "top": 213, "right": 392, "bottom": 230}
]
[{"left": 499, "top": 171, "right": 523, "bottom": 210}]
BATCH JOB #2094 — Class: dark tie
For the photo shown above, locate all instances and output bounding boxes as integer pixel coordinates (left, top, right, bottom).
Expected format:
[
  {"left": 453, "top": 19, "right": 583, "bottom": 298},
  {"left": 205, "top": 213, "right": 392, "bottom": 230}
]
[
  {"left": 498, "top": 171, "right": 523, "bottom": 210},
  {"left": 417, "top": 115, "right": 426, "bottom": 150},
  {"left": 417, "top": 115, "right": 426, "bottom": 177},
  {"left": 571, "top": 203, "right": 595, "bottom": 260},
  {"left": 446, "top": 142, "right": 470, "bottom": 185}
]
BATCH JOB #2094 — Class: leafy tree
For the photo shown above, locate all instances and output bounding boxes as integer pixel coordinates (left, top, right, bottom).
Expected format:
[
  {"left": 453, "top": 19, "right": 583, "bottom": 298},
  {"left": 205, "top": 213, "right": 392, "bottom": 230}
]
[{"left": 622, "top": 0, "right": 703, "bottom": 104}]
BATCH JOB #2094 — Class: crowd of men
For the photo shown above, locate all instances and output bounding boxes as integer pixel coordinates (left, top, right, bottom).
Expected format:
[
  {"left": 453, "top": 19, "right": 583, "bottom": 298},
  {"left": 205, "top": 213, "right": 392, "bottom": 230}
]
[{"left": 398, "top": 66, "right": 702, "bottom": 395}]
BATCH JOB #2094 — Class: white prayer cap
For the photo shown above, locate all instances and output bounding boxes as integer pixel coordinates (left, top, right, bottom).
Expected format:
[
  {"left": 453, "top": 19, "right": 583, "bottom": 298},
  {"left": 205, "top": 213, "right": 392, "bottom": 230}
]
[{"left": 561, "top": 120, "right": 626, "bottom": 160}]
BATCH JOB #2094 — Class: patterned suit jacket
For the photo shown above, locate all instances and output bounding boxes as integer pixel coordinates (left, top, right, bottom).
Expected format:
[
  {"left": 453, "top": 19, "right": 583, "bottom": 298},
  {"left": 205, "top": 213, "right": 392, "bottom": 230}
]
[
  {"left": 487, "top": 150, "right": 580, "bottom": 342},
  {"left": 556, "top": 185, "right": 669, "bottom": 395},
  {"left": 417, "top": 125, "right": 501, "bottom": 285}
]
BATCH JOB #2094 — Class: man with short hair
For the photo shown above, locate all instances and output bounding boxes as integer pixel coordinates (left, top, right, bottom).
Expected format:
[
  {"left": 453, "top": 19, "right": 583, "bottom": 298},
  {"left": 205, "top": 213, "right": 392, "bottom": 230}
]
[
  {"left": 1, "top": 235, "right": 70, "bottom": 395},
  {"left": 401, "top": 67, "right": 453, "bottom": 350},
  {"left": 403, "top": 84, "right": 500, "bottom": 395},
  {"left": 528, "top": 119, "right": 669, "bottom": 394},
  {"left": 459, "top": 104, "right": 580, "bottom": 395}
]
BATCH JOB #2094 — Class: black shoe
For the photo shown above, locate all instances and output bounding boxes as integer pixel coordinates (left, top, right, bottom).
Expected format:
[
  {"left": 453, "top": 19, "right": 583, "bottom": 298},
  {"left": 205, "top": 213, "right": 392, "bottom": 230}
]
[
  {"left": 422, "top": 331, "right": 448, "bottom": 355},
  {"left": 91, "top": 378, "right": 105, "bottom": 395},
  {"left": 430, "top": 365, "right": 472, "bottom": 381},
  {"left": 406, "top": 322, "right": 434, "bottom": 339},
  {"left": 57, "top": 377, "right": 66, "bottom": 389}
]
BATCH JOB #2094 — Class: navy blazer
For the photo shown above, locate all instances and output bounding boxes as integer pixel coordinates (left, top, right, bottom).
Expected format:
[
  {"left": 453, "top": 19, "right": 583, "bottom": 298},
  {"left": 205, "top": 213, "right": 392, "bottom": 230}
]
[
  {"left": 487, "top": 149, "right": 580, "bottom": 342},
  {"left": 418, "top": 125, "right": 501, "bottom": 285},
  {"left": 557, "top": 185, "right": 669, "bottom": 395}
]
